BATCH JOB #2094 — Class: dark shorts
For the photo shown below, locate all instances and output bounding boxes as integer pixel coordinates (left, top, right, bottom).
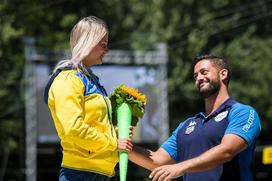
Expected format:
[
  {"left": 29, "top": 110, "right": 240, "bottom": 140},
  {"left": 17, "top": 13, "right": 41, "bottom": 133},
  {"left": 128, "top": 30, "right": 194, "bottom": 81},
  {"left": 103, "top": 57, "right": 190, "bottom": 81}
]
[{"left": 59, "top": 167, "right": 115, "bottom": 181}]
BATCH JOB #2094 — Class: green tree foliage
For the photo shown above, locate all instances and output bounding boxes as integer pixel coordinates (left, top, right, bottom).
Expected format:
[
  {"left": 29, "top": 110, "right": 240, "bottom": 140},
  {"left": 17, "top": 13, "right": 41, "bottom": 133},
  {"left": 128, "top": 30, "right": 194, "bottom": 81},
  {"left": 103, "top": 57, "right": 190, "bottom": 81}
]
[
  {"left": 212, "top": 28, "right": 272, "bottom": 138},
  {"left": 112, "top": 0, "right": 272, "bottom": 140},
  {"left": 0, "top": 0, "right": 24, "bottom": 154},
  {"left": 0, "top": 0, "right": 271, "bottom": 179},
  {"left": 106, "top": 0, "right": 272, "bottom": 141}
]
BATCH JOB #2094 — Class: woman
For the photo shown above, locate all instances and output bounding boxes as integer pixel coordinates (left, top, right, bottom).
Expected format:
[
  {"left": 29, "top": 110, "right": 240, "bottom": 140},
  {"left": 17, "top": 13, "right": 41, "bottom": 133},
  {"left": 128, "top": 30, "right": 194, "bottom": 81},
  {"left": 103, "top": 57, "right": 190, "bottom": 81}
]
[{"left": 44, "top": 16, "right": 133, "bottom": 181}]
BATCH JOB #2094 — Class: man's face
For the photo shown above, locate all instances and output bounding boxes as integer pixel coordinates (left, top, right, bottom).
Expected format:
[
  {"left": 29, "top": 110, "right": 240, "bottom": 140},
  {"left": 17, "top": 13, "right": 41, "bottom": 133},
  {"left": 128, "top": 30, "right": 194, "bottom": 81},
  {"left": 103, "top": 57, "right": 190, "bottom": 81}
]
[{"left": 193, "top": 60, "right": 221, "bottom": 98}]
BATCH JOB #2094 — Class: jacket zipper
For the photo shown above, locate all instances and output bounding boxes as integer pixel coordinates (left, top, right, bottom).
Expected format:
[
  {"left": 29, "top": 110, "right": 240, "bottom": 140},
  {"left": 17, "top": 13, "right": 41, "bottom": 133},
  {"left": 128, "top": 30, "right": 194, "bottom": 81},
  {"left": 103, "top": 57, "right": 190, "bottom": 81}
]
[
  {"left": 103, "top": 96, "right": 115, "bottom": 137},
  {"left": 84, "top": 67, "right": 115, "bottom": 138}
]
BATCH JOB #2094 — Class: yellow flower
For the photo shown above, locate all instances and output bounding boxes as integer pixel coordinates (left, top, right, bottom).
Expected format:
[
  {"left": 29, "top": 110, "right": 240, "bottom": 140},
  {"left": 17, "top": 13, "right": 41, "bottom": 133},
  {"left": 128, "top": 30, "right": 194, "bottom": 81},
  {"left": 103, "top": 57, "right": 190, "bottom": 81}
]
[{"left": 120, "top": 84, "right": 147, "bottom": 104}]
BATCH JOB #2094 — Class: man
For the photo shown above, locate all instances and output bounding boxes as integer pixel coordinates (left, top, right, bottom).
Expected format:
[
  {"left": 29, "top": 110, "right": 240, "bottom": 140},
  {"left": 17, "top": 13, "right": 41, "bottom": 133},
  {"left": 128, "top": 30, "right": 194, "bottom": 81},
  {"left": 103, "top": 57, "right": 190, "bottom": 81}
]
[{"left": 129, "top": 55, "right": 261, "bottom": 181}]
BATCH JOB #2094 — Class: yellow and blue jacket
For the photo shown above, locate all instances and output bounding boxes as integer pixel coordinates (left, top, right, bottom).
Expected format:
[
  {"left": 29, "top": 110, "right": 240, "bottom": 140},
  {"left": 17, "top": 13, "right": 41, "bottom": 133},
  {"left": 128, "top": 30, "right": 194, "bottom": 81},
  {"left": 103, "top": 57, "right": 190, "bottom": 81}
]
[{"left": 44, "top": 65, "right": 118, "bottom": 176}]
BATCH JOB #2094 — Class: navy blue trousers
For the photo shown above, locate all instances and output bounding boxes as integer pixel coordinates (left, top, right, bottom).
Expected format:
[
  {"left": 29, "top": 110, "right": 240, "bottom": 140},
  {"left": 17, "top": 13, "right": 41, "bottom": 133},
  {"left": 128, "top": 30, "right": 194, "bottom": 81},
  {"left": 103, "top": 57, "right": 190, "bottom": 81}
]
[{"left": 59, "top": 167, "right": 115, "bottom": 181}]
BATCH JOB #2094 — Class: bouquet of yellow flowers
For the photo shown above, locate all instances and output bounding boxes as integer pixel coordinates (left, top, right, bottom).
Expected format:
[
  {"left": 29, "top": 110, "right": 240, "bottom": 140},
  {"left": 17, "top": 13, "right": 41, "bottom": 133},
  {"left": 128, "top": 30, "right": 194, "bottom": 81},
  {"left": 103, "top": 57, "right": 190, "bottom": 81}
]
[
  {"left": 110, "top": 84, "right": 147, "bottom": 181},
  {"left": 110, "top": 84, "right": 147, "bottom": 126}
]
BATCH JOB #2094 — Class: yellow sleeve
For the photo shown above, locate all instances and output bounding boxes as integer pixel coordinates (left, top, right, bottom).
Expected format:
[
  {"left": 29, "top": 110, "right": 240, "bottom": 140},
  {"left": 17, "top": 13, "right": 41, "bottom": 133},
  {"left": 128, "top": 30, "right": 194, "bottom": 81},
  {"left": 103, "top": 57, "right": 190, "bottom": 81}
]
[{"left": 49, "top": 71, "right": 117, "bottom": 152}]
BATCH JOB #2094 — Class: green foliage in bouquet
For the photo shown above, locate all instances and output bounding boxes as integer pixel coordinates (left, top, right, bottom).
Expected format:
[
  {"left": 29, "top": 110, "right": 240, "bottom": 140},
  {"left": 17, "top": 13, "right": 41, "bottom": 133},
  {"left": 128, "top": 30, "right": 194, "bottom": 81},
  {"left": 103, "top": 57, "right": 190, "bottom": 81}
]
[{"left": 110, "top": 84, "right": 147, "bottom": 126}]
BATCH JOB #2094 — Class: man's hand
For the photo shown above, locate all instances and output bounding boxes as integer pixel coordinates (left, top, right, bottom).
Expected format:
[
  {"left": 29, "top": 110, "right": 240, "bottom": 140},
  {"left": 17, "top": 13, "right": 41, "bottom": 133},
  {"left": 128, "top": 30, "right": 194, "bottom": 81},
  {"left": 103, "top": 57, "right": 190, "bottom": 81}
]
[
  {"left": 149, "top": 164, "right": 185, "bottom": 181},
  {"left": 148, "top": 134, "right": 248, "bottom": 180}
]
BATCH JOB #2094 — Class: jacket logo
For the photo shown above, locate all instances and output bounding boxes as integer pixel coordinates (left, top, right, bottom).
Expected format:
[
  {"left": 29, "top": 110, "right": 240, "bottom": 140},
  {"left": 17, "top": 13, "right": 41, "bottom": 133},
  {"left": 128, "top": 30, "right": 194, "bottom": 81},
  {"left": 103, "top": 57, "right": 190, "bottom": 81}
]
[
  {"left": 214, "top": 111, "right": 228, "bottom": 122},
  {"left": 188, "top": 121, "right": 197, "bottom": 127},
  {"left": 185, "top": 121, "right": 196, "bottom": 134}
]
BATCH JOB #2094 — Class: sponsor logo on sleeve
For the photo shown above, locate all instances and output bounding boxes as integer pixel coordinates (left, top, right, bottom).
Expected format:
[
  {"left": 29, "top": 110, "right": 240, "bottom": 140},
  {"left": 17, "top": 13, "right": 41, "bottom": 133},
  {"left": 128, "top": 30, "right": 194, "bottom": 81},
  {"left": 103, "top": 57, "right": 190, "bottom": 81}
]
[{"left": 242, "top": 110, "right": 254, "bottom": 132}]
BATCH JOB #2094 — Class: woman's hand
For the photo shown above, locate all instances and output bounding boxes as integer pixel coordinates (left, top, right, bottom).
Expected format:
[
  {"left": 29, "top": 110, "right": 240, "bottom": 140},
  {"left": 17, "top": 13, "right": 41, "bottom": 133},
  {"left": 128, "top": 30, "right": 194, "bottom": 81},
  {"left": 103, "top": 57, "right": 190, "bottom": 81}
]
[
  {"left": 116, "top": 126, "right": 134, "bottom": 152},
  {"left": 115, "top": 126, "right": 134, "bottom": 139},
  {"left": 117, "top": 138, "right": 133, "bottom": 153}
]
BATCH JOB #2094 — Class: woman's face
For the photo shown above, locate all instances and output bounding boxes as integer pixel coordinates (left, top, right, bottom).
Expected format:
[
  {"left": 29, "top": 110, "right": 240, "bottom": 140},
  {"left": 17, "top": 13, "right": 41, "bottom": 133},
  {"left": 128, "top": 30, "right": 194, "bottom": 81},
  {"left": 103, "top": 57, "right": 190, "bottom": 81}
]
[{"left": 83, "top": 34, "right": 108, "bottom": 67}]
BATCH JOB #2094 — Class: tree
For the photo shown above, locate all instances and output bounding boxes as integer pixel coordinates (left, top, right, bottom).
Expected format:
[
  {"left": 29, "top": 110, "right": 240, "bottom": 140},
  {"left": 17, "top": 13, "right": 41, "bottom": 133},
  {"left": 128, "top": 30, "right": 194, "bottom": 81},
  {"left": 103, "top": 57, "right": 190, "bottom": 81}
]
[{"left": 0, "top": 0, "right": 271, "bottom": 180}]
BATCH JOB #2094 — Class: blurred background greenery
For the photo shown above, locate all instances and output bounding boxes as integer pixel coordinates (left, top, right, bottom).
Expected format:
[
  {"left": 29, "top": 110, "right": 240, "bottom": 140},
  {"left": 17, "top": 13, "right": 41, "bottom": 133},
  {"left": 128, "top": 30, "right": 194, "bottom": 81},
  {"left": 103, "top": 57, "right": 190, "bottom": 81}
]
[{"left": 0, "top": 0, "right": 272, "bottom": 180}]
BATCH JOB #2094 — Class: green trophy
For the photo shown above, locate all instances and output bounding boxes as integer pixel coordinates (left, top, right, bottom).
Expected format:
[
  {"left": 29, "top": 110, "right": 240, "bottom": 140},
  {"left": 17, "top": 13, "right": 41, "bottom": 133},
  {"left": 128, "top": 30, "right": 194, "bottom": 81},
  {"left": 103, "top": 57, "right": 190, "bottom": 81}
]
[
  {"left": 110, "top": 85, "right": 146, "bottom": 181},
  {"left": 117, "top": 102, "right": 131, "bottom": 181}
]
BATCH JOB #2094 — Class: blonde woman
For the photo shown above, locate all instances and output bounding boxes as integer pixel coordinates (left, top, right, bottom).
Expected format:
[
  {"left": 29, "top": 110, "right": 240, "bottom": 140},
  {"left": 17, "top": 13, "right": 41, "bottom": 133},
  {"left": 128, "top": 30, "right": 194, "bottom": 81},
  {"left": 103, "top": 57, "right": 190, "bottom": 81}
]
[{"left": 44, "top": 16, "right": 133, "bottom": 181}]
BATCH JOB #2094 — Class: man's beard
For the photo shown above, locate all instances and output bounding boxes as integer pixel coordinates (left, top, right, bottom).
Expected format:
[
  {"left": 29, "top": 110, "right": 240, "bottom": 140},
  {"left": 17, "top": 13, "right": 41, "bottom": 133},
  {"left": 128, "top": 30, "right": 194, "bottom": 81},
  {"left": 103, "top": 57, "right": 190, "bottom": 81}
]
[{"left": 198, "top": 78, "right": 221, "bottom": 98}]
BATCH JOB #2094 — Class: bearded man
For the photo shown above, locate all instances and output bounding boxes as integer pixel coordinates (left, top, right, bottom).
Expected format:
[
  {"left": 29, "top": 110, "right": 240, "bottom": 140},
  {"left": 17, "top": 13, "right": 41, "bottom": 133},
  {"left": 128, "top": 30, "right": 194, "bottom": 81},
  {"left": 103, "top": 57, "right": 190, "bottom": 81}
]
[{"left": 129, "top": 55, "right": 261, "bottom": 181}]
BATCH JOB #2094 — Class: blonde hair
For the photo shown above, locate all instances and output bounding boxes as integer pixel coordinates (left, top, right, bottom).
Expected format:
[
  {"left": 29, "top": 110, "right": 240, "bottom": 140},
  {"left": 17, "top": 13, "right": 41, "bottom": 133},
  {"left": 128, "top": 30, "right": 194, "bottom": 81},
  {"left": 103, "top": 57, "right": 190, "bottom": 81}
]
[{"left": 54, "top": 16, "right": 108, "bottom": 71}]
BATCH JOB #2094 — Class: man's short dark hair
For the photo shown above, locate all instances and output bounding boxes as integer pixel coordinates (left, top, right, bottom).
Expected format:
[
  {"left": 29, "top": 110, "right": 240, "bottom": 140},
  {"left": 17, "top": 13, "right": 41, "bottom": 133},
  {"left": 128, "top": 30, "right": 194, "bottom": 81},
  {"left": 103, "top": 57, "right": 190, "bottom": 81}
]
[{"left": 193, "top": 54, "right": 231, "bottom": 85}]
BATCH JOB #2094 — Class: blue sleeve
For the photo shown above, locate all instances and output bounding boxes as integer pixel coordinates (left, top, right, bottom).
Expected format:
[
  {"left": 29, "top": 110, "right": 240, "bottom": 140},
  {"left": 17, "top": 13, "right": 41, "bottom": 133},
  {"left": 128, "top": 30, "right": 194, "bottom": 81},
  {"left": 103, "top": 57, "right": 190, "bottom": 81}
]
[
  {"left": 225, "top": 103, "right": 261, "bottom": 145},
  {"left": 161, "top": 121, "right": 185, "bottom": 162}
]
